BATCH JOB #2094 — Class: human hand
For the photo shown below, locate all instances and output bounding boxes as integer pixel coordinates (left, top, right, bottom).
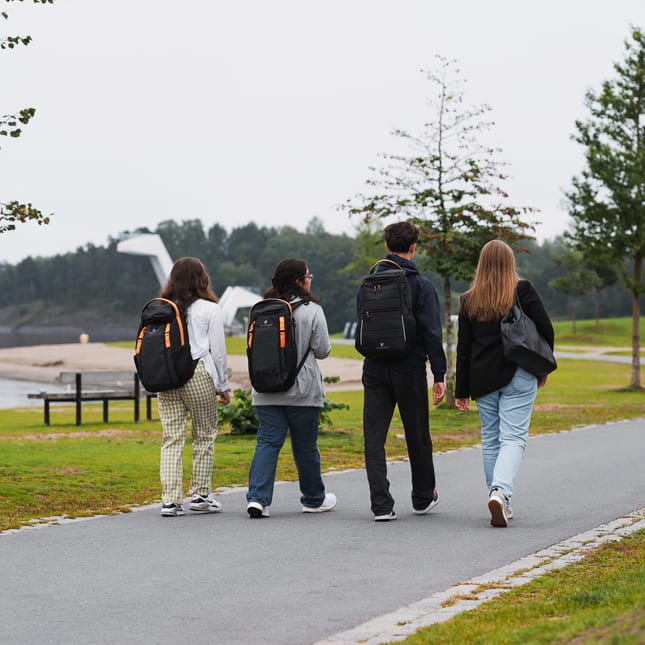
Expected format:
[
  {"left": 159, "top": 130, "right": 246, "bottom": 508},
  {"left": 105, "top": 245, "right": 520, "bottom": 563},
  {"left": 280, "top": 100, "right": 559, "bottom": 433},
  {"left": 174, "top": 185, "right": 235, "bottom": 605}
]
[
  {"left": 432, "top": 382, "right": 445, "bottom": 405},
  {"left": 218, "top": 390, "right": 231, "bottom": 405},
  {"left": 455, "top": 398, "right": 469, "bottom": 412},
  {"left": 537, "top": 374, "right": 548, "bottom": 389}
]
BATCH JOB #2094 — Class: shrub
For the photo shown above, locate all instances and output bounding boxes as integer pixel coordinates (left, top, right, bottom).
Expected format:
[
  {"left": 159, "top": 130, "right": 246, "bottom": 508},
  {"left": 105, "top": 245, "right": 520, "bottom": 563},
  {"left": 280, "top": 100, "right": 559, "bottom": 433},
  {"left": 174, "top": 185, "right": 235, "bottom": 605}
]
[{"left": 217, "top": 377, "right": 349, "bottom": 435}]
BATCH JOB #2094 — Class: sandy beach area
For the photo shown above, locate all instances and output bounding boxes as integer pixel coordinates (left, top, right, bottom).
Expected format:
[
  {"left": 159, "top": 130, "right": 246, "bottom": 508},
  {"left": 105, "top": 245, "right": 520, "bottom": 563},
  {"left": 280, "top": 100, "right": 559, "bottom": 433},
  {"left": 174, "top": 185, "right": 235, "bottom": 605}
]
[{"left": 0, "top": 343, "right": 364, "bottom": 392}]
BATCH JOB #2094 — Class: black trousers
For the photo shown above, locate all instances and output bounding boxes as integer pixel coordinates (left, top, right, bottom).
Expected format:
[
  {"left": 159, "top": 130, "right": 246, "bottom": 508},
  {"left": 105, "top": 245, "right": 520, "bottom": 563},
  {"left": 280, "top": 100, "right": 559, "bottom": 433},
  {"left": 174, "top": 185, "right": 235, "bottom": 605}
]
[{"left": 362, "top": 360, "right": 436, "bottom": 515}]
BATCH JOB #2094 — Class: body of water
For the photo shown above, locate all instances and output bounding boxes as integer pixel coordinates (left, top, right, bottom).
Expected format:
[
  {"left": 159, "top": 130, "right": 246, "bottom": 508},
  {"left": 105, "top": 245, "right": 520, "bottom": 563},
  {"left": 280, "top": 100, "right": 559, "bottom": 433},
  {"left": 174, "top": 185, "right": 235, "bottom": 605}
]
[{"left": 0, "top": 377, "right": 65, "bottom": 409}]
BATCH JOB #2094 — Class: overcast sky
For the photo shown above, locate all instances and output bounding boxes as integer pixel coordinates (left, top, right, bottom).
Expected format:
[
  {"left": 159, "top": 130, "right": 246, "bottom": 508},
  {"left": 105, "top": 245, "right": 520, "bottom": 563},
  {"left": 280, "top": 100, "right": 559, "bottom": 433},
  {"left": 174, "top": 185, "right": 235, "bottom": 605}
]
[{"left": 1, "top": 1, "right": 643, "bottom": 265}]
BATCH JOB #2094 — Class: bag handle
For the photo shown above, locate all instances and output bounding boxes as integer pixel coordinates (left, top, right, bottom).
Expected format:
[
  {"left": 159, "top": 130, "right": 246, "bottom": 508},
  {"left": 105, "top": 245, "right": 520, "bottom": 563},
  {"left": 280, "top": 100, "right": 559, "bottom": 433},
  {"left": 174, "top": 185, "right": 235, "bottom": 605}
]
[{"left": 369, "top": 258, "right": 402, "bottom": 273}]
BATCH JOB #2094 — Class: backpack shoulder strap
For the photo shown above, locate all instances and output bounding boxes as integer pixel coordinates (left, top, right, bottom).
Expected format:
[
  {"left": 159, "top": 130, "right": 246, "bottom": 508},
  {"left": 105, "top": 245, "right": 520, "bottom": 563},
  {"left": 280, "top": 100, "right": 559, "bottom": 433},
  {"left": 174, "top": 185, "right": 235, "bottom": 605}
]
[{"left": 369, "top": 258, "right": 402, "bottom": 273}]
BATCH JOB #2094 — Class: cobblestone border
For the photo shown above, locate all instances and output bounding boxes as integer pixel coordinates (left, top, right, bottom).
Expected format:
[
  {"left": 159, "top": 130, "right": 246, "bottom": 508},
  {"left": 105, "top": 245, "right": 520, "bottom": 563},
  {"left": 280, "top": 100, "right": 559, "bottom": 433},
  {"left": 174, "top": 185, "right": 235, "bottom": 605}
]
[{"left": 313, "top": 507, "right": 645, "bottom": 645}]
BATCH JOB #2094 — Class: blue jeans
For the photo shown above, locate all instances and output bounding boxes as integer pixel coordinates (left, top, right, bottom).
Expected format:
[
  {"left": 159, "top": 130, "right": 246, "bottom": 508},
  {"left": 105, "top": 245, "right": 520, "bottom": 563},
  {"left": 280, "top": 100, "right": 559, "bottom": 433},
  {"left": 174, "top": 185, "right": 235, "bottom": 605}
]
[
  {"left": 475, "top": 367, "right": 537, "bottom": 501},
  {"left": 247, "top": 405, "right": 325, "bottom": 508}
]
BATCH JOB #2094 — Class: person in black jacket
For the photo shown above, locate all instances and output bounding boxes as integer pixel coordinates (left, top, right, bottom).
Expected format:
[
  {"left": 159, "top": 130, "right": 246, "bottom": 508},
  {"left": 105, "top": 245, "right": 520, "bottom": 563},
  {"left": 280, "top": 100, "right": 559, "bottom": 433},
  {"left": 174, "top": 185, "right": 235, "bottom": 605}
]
[
  {"left": 455, "top": 239, "right": 554, "bottom": 527},
  {"left": 360, "top": 221, "right": 447, "bottom": 521}
]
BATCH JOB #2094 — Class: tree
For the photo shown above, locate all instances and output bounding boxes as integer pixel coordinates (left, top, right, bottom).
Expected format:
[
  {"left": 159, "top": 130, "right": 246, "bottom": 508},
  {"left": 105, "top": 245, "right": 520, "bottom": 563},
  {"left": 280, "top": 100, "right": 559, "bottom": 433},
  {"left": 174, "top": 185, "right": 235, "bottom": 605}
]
[
  {"left": 1, "top": 0, "right": 53, "bottom": 235},
  {"left": 344, "top": 57, "right": 535, "bottom": 406},
  {"left": 548, "top": 248, "right": 602, "bottom": 334},
  {"left": 565, "top": 27, "right": 645, "bottom": 388},
  {"left": 340, "top": 218, "right": 384, "bottom": 280}
]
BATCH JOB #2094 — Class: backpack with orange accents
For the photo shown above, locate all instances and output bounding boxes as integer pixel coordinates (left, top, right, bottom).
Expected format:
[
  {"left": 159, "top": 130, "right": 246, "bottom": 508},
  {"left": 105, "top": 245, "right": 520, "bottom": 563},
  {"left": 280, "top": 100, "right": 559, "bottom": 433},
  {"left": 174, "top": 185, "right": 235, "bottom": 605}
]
[
  {"left": 134, "top": 298, "right": 198, "bottom": 392},
  {"left": 246, "top": 298, "right": 309, "bottom": 393}
]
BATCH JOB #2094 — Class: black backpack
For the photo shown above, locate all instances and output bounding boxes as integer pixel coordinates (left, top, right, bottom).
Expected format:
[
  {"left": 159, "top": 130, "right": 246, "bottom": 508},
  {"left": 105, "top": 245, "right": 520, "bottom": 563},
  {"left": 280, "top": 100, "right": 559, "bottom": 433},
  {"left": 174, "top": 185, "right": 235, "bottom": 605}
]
[
  {"left": 246, "top": 298, "right": 309, "bottom": 393},
  {"left": 355, "top": 259, "right": 416, "bottom": 359},
  {"left": 134, "top": 298, "right": 199, "bottom": 392}
]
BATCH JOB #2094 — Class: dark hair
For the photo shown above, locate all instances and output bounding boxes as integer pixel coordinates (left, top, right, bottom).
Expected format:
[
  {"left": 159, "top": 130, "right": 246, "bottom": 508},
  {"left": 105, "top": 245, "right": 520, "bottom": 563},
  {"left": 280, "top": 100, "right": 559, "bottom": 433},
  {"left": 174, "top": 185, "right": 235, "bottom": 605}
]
[
  {"left": 263, "top": 257, "right": 320, "bottom": 304},
  {"left": 160, "top": 257, "right": 218, "bottom": 310},
  {"left": 384, "top": 221, "right": 419, "bottom": 253}
]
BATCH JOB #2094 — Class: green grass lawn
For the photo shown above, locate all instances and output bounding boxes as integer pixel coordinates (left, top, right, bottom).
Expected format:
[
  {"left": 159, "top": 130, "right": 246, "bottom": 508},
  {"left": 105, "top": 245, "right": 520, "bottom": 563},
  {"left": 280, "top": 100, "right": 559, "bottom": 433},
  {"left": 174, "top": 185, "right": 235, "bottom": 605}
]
[{"left": 553, "top": 317, "right": 644, "bottom": 347}]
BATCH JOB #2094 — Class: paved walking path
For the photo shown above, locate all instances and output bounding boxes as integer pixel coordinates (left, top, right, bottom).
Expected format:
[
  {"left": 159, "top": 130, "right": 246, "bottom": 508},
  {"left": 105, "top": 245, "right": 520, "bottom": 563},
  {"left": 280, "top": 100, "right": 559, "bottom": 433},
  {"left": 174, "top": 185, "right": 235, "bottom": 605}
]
[{"left": 1, "top": 417, "right": 644, "bottom": 644}]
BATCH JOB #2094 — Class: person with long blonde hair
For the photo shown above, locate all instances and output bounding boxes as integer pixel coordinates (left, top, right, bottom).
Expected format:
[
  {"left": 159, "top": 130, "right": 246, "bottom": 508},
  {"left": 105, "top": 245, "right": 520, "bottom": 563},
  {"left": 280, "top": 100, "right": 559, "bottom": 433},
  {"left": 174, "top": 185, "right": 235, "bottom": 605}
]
[
  {"left": 455, "top": 240, "right": 554, "bottom": 527},
  {"left": 157, "top": 257, "right": 230, "bottom": 517}
]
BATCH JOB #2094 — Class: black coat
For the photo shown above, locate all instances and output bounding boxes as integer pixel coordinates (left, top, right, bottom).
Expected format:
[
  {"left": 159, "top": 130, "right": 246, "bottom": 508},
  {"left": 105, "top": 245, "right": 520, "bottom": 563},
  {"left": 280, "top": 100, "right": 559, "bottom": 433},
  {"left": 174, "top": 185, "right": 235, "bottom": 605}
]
[{"left": 455, "top": 280, "right": 554, "bottom": 400}]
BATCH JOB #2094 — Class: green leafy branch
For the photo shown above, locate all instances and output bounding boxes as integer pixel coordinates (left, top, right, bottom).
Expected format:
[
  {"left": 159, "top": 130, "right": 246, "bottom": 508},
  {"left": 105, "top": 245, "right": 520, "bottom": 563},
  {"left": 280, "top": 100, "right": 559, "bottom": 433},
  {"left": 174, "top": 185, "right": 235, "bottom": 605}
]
[{"left": 0, "top": 200, "right": 50, "bottom": 234}]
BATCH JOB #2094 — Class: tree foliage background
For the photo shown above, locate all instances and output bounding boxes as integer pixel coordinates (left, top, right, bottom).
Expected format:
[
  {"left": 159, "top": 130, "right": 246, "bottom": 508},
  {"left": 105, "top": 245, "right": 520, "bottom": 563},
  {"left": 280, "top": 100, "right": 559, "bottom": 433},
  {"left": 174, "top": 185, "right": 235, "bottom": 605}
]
[
  {"left": 565, "top": 26, "right": 645, "bottom": 387},
  {"left": 0, "top": 218, "right": 640, "bottom": 339}
]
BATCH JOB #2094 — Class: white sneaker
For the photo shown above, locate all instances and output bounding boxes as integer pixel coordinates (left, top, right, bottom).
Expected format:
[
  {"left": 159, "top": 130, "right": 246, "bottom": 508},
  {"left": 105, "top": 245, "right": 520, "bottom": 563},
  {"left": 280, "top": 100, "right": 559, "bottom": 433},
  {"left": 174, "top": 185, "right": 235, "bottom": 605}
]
[
  {"left": 302, "top": 492, "right": 337, "bottom": 513},
  {"left": 160, "top": 503, "right": 184, "bottom": 517},
  {"left": 247, "top": 502, "right": 270, "bottom": 518},
  {"left": 374, "top": 510, "right": 396, "bottom": 521},
  {"left": 488, "top": 489, "right": 508, "bottom": 527},
  {"left": 189, "top": 493, "right": 223, "bottom": 513}
]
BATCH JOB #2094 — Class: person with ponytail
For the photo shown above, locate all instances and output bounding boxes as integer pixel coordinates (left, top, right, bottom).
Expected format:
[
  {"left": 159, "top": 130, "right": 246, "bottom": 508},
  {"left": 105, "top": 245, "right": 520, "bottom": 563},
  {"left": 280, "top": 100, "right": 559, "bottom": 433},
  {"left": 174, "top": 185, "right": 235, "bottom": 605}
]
[
  {"left": 246, "top": 258, "right": 336, "bottom": 518},
  {"left": 455, "top": 240, "right": 554, "bottom": 527}
]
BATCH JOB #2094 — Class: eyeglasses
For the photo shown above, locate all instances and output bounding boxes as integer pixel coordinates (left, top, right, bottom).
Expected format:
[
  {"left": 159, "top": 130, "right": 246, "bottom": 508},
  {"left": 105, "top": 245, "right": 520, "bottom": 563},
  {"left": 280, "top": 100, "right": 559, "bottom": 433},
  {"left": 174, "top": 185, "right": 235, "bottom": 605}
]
[{"left": 304, "top": 273, "right": 314, "bottom": 280}]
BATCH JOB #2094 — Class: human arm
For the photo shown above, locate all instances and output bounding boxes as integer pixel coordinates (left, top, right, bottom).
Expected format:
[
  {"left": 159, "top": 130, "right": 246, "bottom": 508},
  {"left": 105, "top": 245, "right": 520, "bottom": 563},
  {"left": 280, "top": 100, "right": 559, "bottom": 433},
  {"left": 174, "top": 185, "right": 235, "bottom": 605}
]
[
  {"left": 454, "top": 296, "right": 473, "bottom": 401},
  {"left": 416, "top": 278, "right": 447, "bottom": 383},
  {"left": 309, "top": 304, "right": 332, "bottom": 360},
  {"left": 207, "top": 304, "right": 230, "bottom": 393},
  {"left": 517, "top": 280, "right": 555, "bottom": 350}
]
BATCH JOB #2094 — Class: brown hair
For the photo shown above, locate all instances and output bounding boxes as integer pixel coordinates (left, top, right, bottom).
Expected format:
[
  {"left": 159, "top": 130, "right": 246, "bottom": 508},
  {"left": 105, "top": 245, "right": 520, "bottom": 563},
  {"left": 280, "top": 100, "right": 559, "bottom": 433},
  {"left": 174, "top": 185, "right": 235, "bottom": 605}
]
[
  {"left": 263, "top": 257, "right": 320, "bottom": 304},
  {"left": 160, "top": 257, "right": 218, "bottom": 310},
  {"left": 461, "top": 240, "right": 519, "bottom": 322}
]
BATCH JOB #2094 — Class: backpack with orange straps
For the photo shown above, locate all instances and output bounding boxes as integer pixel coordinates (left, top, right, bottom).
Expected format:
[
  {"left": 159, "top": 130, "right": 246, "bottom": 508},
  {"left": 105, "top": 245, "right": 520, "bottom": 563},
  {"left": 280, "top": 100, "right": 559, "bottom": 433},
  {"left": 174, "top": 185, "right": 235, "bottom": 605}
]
[
  {"left": 246, "top": 298, "right": 309, "bottom": 393},
  {"left": 134, "top": 298, "right": 198, "bottom": 392}
]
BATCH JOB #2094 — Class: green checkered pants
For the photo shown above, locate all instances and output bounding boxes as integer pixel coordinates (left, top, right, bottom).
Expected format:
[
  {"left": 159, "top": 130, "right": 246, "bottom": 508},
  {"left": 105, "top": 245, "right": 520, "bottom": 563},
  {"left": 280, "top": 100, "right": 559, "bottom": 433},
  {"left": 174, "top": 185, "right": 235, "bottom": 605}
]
[{"left": 158, "top": 361, "right": 218, "bottom": 504}]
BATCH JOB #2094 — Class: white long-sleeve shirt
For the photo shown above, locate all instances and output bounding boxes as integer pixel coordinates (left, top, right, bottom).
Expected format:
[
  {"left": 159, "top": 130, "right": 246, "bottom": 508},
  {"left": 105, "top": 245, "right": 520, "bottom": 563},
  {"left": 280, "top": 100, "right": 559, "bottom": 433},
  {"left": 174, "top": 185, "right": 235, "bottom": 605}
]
[{"left": 186, "top": 298, "right": 229, "bottom": 392}]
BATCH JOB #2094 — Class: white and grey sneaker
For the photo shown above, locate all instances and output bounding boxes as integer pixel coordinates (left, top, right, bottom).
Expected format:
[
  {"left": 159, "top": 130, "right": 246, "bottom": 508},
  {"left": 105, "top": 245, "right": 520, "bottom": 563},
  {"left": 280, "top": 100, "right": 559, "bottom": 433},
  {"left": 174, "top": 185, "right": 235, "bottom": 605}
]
[
  {"left": 302, "top": 492, "right": 337, "bottom": 513},
  {"left": 247, "top": 502, "right": 270, "bottom": 518},
  {"left": 189, "top": 494, "right": 223, "bottom": 513},
  {"left": 488, "top": 489, "right": 508, "bottom": 527},
  {"left": 160, "top": 503, "right": 185, "bottom": 517},
  {"left": 374, "top": 510, "right": 397, "bottom": 521}
]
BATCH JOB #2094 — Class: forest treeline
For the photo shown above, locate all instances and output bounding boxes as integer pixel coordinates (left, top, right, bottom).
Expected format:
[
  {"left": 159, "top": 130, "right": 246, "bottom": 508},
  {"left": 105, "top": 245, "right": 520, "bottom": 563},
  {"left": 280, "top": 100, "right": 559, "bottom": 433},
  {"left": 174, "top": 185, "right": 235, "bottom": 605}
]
[{"left": 0, "top": 218, "right": 639, "bottom": 334}]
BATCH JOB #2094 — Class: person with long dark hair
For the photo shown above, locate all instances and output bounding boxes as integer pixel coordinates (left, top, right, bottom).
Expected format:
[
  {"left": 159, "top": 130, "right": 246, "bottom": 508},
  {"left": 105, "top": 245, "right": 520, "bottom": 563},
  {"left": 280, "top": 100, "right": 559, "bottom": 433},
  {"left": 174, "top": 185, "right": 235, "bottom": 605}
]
[
  {"left": 455, "top": 240, "right": 554, "bottom": 527},
  {"left": 246, "top": 258, "right": 336, "bottom": 518},
  {"left": 158, "top": 257, "right": 230, "bottom": 517}
]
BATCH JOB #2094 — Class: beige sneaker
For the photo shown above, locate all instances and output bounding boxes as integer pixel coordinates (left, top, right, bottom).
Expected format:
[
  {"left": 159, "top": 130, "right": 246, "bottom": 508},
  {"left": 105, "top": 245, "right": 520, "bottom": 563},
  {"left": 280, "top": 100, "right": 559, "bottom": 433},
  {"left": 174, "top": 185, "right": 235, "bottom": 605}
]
[{"left": 488, "top": 489, "right": 508, "bottom": 527}]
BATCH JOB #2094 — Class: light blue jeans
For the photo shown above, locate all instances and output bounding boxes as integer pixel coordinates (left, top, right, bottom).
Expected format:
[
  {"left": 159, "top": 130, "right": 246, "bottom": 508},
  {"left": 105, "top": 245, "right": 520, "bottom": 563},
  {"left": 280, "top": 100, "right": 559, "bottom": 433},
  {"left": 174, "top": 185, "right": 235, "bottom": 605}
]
[{"left": 475, "top": 367, "right": 537, "bottom": 501}]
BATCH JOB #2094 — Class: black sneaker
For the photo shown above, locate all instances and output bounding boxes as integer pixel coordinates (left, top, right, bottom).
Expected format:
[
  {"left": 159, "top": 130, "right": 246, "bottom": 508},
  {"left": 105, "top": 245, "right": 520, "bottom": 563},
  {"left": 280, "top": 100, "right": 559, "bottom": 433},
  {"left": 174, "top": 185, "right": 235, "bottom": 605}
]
[
  {"left": 160, "top": 503, "right": 184, "bottom": 517},
  {"left": 413, "top": 489, "right": 439, "bottom": 515}
]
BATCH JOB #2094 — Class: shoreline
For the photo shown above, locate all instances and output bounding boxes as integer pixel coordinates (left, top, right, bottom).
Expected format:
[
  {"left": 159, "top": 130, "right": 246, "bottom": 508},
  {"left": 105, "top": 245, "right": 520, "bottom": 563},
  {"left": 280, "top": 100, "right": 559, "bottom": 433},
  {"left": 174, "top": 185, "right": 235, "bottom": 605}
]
[{"left": 0, "top": 343, "right": 365, "bottom": 393}]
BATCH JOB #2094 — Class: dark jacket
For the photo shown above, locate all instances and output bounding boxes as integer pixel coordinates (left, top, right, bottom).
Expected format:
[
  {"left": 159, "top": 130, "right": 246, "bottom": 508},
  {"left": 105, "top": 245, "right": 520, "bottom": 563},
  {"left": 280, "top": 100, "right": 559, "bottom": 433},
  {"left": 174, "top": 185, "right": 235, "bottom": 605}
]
[
  {"left": 361, "top": 253, "right": 446, "bottom": 383},
  {"left": 455, "top": 279, "right": 554, "bottom": 400}
]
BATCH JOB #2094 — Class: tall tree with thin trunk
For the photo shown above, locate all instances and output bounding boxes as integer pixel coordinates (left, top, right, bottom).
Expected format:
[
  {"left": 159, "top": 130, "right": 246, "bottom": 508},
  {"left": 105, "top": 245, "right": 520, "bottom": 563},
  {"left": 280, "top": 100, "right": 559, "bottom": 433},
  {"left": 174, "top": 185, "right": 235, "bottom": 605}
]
[
  {"left": 565, "top": 27, "right": 645, "bottom": 389},
  {"left": 343, "top": 57, "right": 535, "bottom": 406}
]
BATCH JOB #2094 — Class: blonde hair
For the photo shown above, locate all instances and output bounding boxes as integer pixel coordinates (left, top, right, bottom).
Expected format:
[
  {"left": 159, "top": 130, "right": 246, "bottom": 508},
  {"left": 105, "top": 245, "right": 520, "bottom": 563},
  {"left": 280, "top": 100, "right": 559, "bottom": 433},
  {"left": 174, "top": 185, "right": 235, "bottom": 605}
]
[{"left": 462, "top": 240, "right": 519, "bottom": 322}]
